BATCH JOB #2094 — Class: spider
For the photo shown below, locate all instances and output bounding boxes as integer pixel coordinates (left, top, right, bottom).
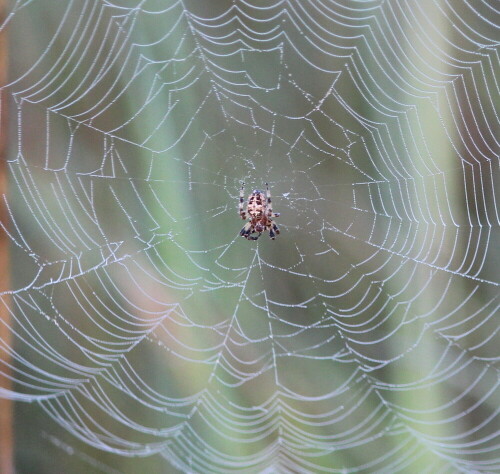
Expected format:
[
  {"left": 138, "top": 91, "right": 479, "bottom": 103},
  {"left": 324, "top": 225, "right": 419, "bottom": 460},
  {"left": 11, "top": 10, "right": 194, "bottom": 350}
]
[{"left": 239, "top": 182, "right": 280, "bottom": 240}]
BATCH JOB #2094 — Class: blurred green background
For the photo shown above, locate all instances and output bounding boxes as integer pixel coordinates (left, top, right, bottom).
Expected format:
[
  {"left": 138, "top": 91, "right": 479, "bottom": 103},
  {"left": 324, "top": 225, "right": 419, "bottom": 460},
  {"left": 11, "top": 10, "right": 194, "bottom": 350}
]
[{"left": 2, "top": 1, "right": 498, "bottom": 472}]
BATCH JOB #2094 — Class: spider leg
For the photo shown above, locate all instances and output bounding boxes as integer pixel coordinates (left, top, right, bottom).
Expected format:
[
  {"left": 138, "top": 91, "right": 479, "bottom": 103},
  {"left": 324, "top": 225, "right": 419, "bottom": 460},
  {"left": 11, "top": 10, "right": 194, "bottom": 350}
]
[
  {"left": 265, "top": 183, "right": 280, "bottom": 218},
  {"left": 240, "top": 222, "right": 262, "bottom": 240},
  {"left": 265, "top": 182, "right": 272, "bottom": 217},
  {"left": 240, "top": 221, "right": 252, "bottom": 238},
  {"left": 239, "top": 182, "right": 247, "bottom": 220},
  {"left": 268, "top": 222, "right": 280, "bottom": 239}
]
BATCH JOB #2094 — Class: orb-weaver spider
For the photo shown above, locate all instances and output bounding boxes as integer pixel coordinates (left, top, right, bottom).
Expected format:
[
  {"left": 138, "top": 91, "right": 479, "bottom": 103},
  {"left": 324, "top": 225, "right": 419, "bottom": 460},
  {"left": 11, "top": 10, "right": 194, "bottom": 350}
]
[{"left": 239, "top": 182, "right": 280, "bottom": 240}]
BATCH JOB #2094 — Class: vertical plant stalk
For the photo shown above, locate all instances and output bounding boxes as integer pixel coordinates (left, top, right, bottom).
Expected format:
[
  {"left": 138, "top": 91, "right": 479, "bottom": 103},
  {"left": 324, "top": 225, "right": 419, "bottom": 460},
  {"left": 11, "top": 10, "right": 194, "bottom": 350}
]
[{"left": 0, "top": 0, "right": 13, "bottom": 472}]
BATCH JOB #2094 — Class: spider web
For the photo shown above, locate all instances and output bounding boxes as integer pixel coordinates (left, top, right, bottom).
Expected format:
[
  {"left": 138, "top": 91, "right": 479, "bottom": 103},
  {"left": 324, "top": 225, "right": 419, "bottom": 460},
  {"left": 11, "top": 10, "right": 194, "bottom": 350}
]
[{"left": 2, "top": 0, "right": 499, "bottom": 472}]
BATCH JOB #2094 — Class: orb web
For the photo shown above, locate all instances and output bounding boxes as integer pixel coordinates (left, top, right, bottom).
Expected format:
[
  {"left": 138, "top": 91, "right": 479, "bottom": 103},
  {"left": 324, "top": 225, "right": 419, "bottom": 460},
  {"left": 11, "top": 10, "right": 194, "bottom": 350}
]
[{"left": 1, "top": 0, "right": 499, "bottom": 472}]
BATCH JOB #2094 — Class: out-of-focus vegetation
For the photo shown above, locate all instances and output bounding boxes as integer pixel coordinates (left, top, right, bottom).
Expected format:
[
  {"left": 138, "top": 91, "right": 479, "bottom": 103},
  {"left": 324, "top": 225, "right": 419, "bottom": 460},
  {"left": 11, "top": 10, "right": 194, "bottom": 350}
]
[{"left": 3, "top": 1, "right": 498, "bottom": 472}]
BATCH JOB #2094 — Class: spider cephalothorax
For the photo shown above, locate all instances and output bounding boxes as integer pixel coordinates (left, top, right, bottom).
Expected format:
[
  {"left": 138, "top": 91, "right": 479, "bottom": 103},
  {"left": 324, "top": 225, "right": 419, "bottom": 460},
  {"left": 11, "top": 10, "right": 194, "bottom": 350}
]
[{"left": 239, "top": 182, "right": 280, "bottom": 240}]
